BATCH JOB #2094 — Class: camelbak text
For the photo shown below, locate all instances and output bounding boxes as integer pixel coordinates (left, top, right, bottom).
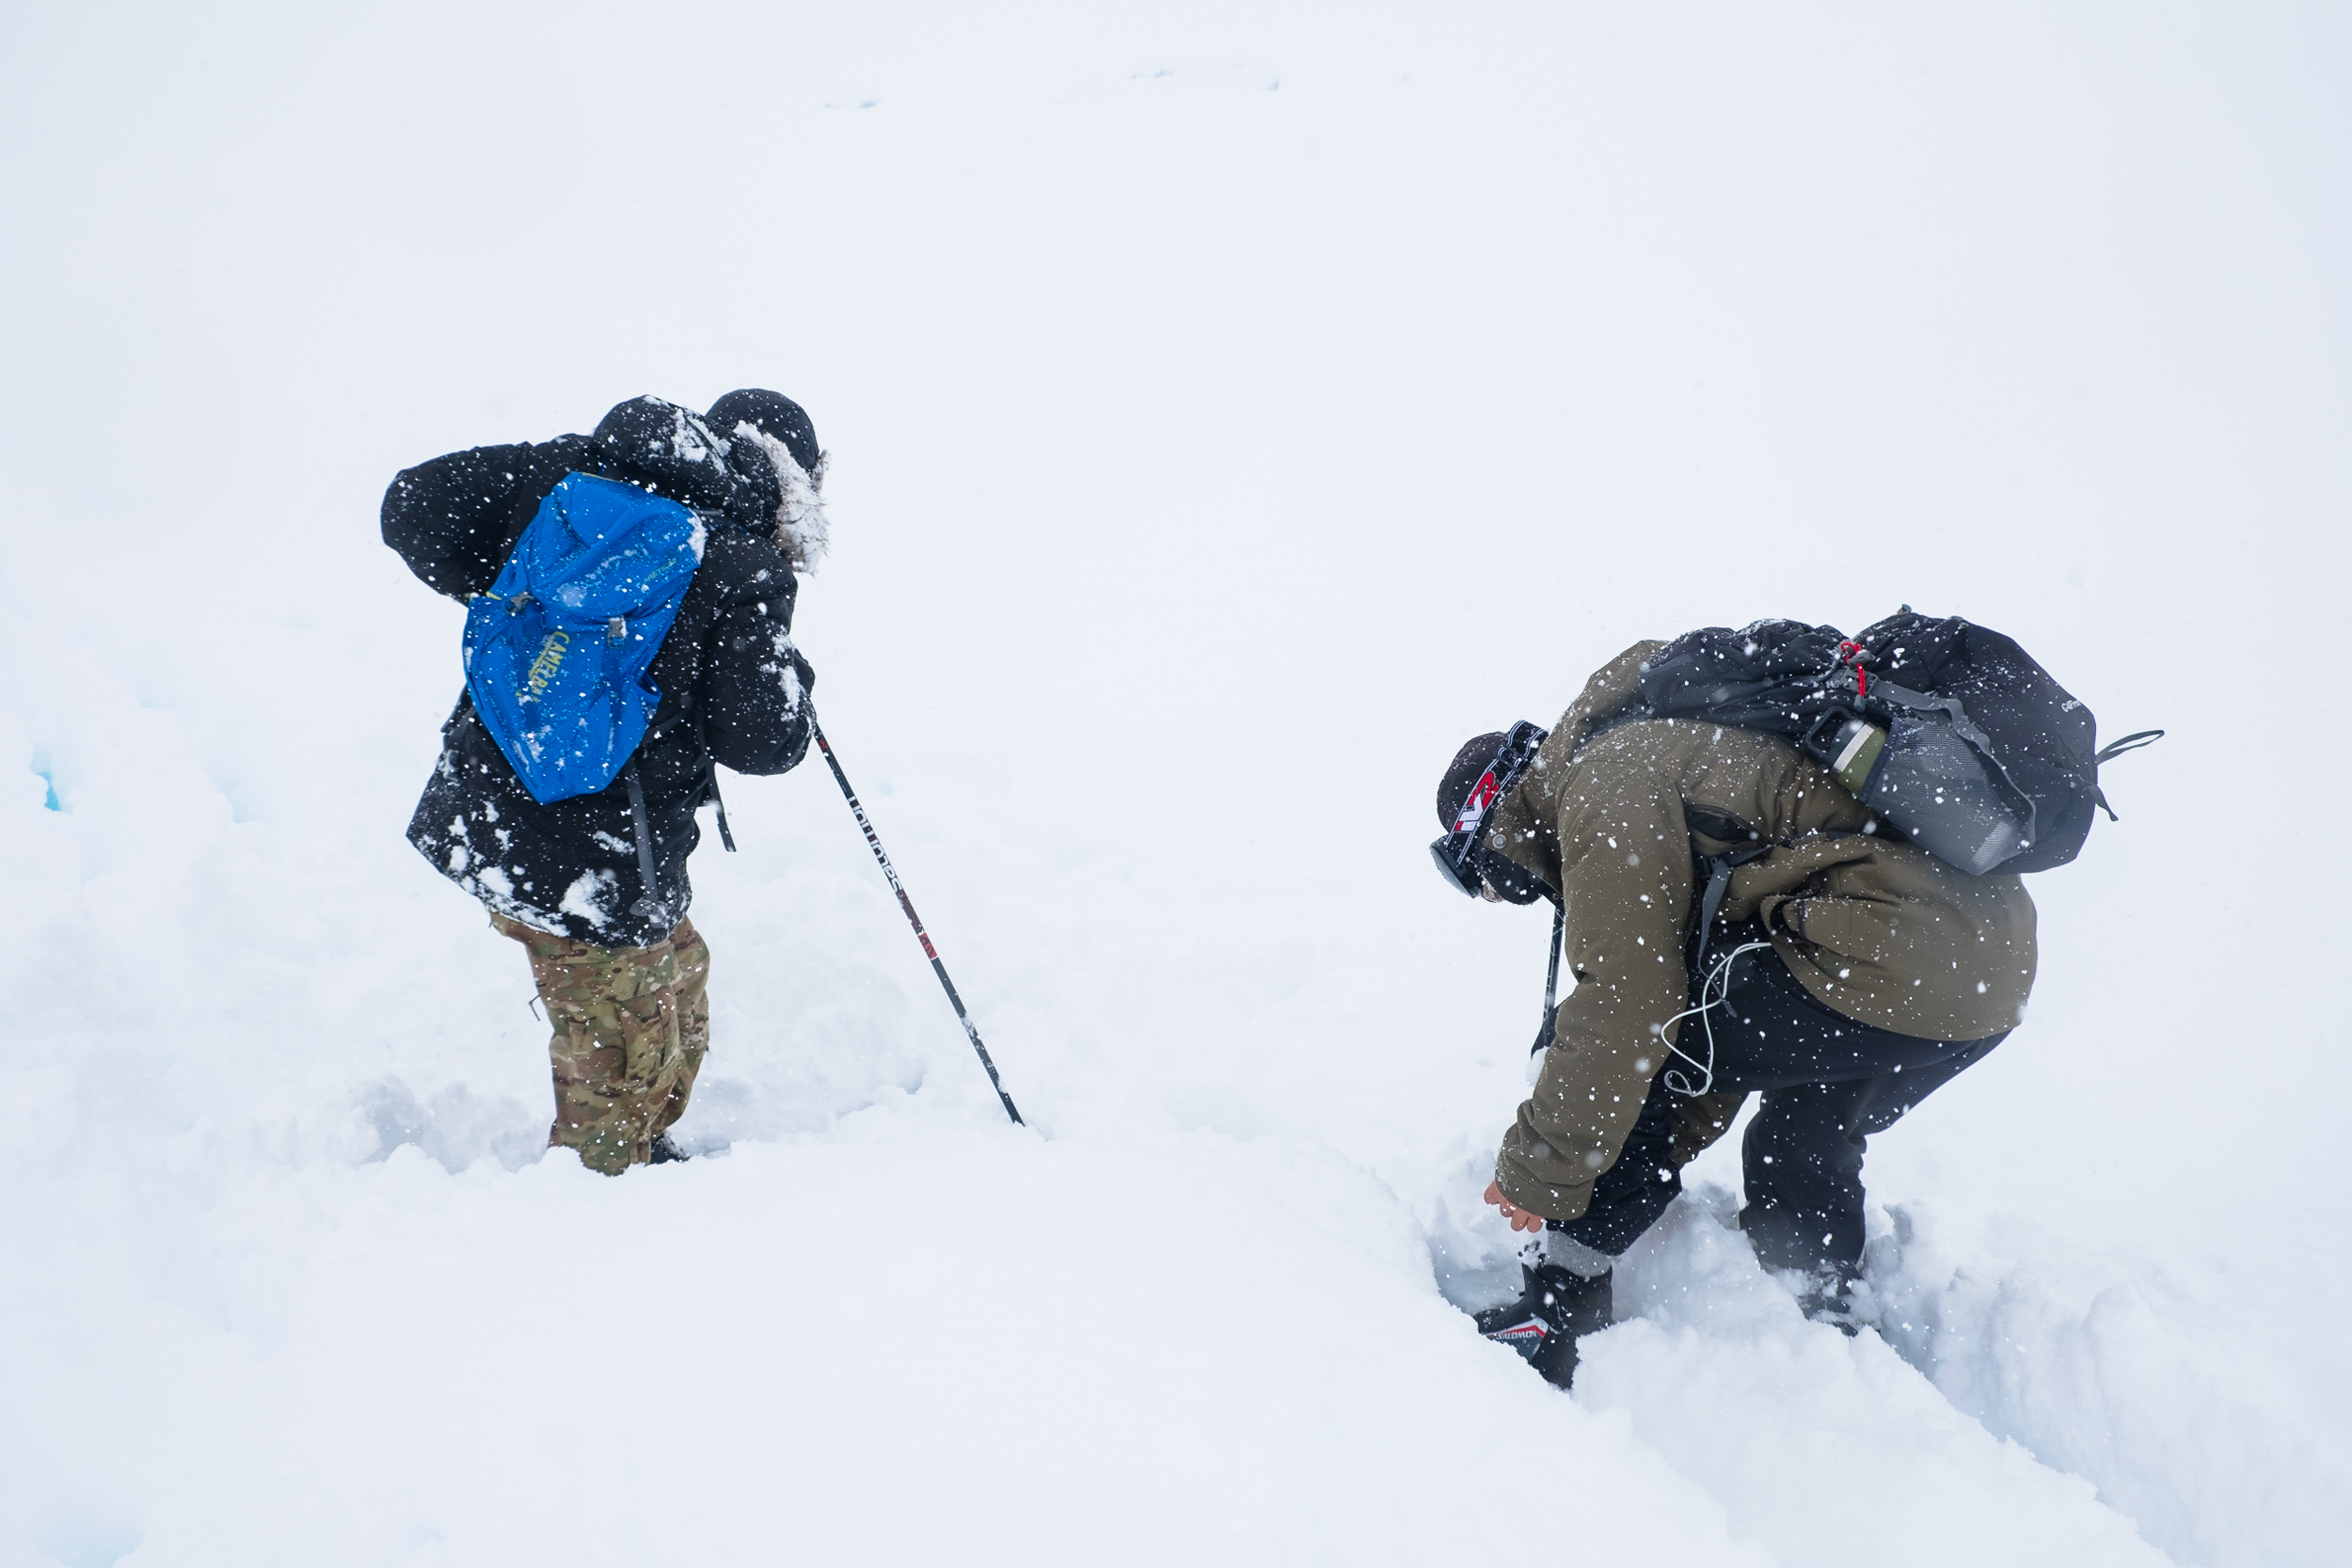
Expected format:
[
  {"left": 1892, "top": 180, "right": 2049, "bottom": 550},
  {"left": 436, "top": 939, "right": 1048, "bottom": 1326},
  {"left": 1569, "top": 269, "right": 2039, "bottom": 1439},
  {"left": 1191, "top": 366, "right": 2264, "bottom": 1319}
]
[{"left": 523, "top": 629, "right": 571, "bottom": 699}]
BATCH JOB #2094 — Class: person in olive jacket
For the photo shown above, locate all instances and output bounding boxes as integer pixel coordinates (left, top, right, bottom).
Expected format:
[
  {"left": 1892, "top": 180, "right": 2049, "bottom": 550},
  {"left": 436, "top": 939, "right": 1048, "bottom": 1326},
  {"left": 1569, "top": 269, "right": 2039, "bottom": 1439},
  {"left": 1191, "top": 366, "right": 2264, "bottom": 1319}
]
[
  {"left": 1449, "top": 642, "right": 2033, "bottom": 1386},
  {"left": 383, "top": 390, "right": 826, "bottom": 1174}
]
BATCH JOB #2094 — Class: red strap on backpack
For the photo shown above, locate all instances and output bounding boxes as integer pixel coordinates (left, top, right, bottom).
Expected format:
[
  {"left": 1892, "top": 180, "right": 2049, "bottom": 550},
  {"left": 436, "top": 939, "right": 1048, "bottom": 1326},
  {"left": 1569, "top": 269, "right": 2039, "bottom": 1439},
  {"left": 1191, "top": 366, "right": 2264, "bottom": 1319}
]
[{"left": 1836, "top": 641, "right": 1868, "bottom": 699}]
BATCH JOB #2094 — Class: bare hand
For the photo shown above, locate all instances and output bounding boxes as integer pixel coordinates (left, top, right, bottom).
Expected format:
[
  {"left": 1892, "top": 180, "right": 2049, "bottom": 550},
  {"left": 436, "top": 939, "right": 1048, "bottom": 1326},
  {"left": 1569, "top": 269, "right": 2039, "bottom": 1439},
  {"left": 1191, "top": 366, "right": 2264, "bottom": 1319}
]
[{"left": 1485, "top": 1179, "right": 1549, "bottom": 1234}]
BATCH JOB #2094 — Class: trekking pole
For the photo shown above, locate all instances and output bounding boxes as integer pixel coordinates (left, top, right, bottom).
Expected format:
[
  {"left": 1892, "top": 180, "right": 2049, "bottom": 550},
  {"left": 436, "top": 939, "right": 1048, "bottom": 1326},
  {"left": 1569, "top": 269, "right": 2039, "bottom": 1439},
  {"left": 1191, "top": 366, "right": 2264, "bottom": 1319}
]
[
  {"left": 1543, "top": 900, "right": 1564, "bottom": 1019},
  {"left": 1531, "top": 899, "right": 1565, "bottom": 1056},
  {"left": 809, "top": 718, "right": 1024, "bottom": 1126}
]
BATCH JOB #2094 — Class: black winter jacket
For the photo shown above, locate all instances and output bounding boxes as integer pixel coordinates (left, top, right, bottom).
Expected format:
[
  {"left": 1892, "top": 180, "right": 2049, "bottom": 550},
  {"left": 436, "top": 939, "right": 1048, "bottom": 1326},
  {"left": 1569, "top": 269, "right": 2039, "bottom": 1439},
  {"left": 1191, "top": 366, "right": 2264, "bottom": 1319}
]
[{"left": 385, "top": 397, "right": 818, "bottom": 946}]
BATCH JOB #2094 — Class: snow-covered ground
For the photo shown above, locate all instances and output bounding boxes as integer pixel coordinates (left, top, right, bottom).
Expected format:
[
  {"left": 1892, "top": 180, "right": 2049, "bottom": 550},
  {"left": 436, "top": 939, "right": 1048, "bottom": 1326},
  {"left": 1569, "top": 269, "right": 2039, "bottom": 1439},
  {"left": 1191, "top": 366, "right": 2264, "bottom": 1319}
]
[{"left": 4, "top": 4, "right": 2346, "bottom": 1564}]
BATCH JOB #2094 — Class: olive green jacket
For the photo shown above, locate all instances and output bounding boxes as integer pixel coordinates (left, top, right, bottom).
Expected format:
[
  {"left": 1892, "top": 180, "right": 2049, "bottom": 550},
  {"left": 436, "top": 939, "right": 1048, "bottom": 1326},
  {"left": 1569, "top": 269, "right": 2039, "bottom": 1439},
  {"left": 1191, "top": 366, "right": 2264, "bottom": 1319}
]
[{"left": 1485, "top": 642, "right": 2037, "bottom": 1223}]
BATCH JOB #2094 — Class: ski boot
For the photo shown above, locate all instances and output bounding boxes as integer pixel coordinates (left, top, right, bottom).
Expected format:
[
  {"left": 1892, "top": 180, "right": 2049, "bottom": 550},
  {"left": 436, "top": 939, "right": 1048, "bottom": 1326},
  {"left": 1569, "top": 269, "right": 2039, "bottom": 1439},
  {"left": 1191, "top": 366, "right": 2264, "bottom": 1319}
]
[
  {"left": 1795, "top": 1263, "right": 1864, "bottom": 1337},
  {"left": 1474, "top": 1263, "right": 1613, "bottom": 1389},
  {"left": 648, "top": 1132, "right": 691, "bottom": 1165}
]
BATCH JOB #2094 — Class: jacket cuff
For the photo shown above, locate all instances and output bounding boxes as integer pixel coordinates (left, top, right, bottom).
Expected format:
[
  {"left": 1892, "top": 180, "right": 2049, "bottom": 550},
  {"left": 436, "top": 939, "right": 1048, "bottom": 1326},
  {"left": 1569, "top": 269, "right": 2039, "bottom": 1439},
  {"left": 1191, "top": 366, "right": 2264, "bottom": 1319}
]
[{"left": 1494, "top": 1124, "right": 1596, "bottom": 1224}]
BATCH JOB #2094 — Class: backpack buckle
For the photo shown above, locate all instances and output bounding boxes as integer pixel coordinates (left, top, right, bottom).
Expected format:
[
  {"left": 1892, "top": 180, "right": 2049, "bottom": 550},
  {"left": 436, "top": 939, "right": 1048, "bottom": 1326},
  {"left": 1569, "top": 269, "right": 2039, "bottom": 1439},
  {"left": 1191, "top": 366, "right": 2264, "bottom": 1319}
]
[{"left": 607, "top": 617, "right": 628, "bottom": 645}]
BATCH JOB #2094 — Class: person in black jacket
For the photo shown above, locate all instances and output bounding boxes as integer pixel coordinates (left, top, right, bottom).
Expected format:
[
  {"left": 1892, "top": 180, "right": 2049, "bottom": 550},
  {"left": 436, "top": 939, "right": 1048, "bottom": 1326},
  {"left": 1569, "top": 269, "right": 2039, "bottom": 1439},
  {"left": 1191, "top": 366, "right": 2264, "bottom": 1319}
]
[{"left": 384, "top": 390, "right": 826, "bottom": 1173}]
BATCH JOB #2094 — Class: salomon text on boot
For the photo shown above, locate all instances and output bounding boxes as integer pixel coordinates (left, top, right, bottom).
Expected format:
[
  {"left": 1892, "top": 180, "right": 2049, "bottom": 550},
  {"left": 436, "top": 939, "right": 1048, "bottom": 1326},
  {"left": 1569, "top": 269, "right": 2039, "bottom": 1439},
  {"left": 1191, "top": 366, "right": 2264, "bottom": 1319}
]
[{"left": 1474, "top": 1262, "right": 1613, "bottom": 1389}]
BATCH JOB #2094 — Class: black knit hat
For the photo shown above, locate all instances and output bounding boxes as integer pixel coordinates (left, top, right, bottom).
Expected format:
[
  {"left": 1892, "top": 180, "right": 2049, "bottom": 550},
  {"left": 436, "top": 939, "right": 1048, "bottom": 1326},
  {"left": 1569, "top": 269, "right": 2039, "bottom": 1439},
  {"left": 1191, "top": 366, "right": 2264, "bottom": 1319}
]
[
  {"left": 707, "top": 388, "right": 820, "bottom": 475},
  {"left": 1438, "top": 732, "right": 1508, "bottom": 830}
]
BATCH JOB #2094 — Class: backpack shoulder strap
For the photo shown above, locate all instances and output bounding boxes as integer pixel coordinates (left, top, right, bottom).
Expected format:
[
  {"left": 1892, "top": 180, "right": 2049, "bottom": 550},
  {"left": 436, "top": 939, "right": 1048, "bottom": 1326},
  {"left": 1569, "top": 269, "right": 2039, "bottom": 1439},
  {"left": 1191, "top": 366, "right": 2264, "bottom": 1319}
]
[
  {"left": 1690, "top": 845, "right": 1773, "bottom": 971},
  {"left": 624, "top": 762, "right": 663, "bottom": 920}
]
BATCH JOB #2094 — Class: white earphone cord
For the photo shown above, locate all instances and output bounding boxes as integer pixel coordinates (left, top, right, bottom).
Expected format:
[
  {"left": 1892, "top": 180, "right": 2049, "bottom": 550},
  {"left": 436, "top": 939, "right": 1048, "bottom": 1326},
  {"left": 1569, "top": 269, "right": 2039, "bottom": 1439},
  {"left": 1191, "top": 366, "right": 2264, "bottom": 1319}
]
[{"left": 1660, "top": 941, "right": 1775, "bottom": 1097}]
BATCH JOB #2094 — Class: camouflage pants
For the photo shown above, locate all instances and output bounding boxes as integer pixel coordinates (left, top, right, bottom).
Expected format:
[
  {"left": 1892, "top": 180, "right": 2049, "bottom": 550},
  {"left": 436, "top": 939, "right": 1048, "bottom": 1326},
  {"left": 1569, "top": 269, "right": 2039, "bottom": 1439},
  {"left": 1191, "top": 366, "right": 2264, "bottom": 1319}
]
[{"left": 492, "top": 912, "right": 711, "bottom": 1175}]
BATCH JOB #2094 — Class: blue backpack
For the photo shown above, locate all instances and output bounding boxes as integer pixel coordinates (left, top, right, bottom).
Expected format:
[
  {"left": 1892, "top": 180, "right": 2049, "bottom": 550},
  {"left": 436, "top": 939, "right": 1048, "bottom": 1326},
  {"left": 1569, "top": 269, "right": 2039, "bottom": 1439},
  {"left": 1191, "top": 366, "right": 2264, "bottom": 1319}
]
[{"left": 464, "top": 472, "right": 704, "bottom": 804}]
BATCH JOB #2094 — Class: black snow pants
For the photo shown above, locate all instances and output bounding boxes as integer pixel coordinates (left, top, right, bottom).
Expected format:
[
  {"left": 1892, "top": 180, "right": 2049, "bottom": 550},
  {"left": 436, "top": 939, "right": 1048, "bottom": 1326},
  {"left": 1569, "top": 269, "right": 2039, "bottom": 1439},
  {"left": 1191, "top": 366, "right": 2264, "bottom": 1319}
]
[{"left": 1547, "top": 932, "right": 2008, "bottom": 1276}]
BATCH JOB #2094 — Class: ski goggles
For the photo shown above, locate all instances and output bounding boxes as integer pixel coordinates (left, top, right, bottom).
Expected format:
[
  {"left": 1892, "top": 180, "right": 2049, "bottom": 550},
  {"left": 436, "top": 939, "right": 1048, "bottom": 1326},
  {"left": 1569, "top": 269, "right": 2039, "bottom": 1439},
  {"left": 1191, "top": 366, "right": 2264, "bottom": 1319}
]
[{"left": 1429, "top": 720, "right": 1549, "bottom": 899}]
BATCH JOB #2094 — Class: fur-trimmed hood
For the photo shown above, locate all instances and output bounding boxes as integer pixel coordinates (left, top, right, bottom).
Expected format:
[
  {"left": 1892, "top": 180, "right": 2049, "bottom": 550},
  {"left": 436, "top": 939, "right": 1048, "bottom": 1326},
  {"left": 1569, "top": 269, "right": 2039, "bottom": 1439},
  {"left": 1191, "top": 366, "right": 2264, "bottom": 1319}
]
[{"left": 729, "top": 420, "right": 830, "bottom": 571}]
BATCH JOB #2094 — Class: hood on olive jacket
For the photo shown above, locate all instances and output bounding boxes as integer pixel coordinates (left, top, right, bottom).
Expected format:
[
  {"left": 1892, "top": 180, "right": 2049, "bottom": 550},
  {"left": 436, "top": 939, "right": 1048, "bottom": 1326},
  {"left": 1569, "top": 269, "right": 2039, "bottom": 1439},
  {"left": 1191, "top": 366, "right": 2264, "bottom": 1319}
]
[{"left": 1483, "top": 642, "right": 2036, "bottom": 1224}]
